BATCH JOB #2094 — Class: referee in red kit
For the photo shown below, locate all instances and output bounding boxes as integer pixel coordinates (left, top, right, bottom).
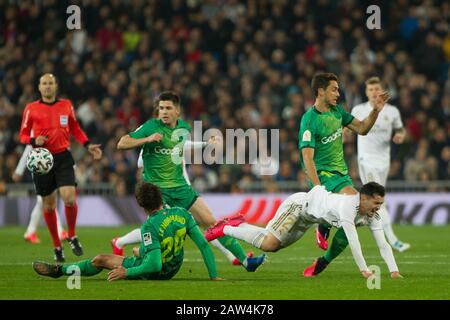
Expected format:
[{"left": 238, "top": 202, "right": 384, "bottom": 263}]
[{"left": 19, "top": 73, "right": 102, "bottom": 262}]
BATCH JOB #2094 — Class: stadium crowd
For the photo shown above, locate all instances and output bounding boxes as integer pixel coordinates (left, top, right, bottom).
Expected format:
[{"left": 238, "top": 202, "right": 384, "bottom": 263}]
[{"left": 0, "top": 0, "right": 449, "bottom": 194}]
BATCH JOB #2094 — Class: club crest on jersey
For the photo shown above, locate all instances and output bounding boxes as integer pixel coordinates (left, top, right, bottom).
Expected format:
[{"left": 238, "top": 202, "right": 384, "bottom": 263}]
[
  {"left": 143, "top": 232, "right": 152, "bottom": 245},
  {"left": 60, "top": 115, "right": 68, "bottom": 127}
]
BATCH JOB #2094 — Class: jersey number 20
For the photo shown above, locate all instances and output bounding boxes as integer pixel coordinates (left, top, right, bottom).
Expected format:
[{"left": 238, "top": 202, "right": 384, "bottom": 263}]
[{"left": 161, "top": 227, "right": 187, "bottom": 263}]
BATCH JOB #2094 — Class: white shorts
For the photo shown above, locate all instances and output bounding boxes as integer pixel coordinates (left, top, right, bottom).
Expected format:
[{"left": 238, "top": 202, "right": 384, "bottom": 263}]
[
  {"left": 266, "top": 192, "right": 314, "bottom": 248},
  {"left": 358, "top": 162, "right": 389, "bottom": 186}
]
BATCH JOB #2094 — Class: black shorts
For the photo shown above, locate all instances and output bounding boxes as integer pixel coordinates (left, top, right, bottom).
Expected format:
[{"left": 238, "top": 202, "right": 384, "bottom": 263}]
[{"left": 33, "top": 150, "right": 76, "bottom": 196}]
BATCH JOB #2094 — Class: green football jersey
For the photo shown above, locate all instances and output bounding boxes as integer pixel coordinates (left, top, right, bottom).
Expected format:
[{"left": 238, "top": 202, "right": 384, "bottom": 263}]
[
  {"left": 298, "top": 104, "right": 354, "bottom": 175},
  {"left": 129, "top": 118, "right": 191, "bottom": 188},
  {"left": 139, "top": 207, "right": 197, "bottom": 276}
]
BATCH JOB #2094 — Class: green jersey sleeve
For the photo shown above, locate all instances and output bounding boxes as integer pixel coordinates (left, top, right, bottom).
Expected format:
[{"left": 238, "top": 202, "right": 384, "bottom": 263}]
[
  {"left": 185, "top": 210, "right": 198, "bottom": 232},
  {"left": 188, "top": 225, "right": 218, "bottom": 279},
  {"left": 125, "top": 249, "right": 162, "bottom": 279},
  {"left": 337, "top": 105, "right": 354, "bottom": 127},
  {"left": 298, "top": 112, "right": 316, "bottom": 150},
  {"left": 140, "top": 223, "right": 161, "bottom": 256},
  {"left": 129, "top": 119, "right": 158, "bottom": 139}
]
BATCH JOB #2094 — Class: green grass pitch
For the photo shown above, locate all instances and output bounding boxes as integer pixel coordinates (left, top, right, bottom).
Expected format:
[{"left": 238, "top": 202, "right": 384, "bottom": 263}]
[{"left": 0, "top": 225, "right": 449, "bottom": 300}]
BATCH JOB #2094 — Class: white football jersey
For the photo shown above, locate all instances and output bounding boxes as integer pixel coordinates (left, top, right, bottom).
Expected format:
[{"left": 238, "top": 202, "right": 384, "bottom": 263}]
[
  {"left": 351, "top": 102, "right": 403, "bottom": 166},
  {"left": 302, "top": 186, "right": 382, "bottom": 231}
]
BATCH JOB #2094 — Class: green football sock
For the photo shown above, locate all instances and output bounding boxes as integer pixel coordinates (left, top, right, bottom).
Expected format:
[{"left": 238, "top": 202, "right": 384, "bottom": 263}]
[
  {"left": 62, "top": 259, "right": 101, "bottom": 277},
  {"left": 218, "top": 236, "right": 247, "bottom": 263},
  {"left": 323, "top": 228, "right": 349, "bottom": 263}
]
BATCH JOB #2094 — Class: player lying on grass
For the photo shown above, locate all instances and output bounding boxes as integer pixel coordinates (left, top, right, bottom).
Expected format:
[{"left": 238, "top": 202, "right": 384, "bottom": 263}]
[
  {"left": 32, "top": 182, "right": 222, "bottom": 281},
  {"left": 205, "top": 182, "right": 403, "bottom": 279}
]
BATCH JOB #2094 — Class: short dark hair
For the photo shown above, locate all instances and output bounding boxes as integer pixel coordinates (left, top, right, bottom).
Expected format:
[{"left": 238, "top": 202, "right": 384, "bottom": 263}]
[
  {"left": 311, "top": 73, "right": 338, "bottom": 97},
  {"left": 158, "top": 91, "right": 180, "bottom": 106},
  {"left": 365, "top": 76, "right": 382, "bottom": 87},
  {"left": 135, "top": 182, "right": 163, "bottom": 213},
  {"left": 360, "top": 182, "right": 385, "bottom": 197}
]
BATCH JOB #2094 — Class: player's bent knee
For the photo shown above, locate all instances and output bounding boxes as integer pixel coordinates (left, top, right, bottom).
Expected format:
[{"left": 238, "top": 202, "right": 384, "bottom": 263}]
[
  {"left": 43, "top": 201, "right": 57, "bottom": 211},
  {"left": 63, "top": 199, "right": 76, "bottom": 207},
  {"left": 261, "top": 237, "right": 281, "bottom": 252}
]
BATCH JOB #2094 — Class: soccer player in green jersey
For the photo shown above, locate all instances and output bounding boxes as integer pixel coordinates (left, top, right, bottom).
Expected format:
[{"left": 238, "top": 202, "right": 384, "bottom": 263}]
[
  {"left": 32, "top": 182, "right": 222, "bottom": 281},
  {"left": 116, "top": 91, "right": 266, "bottom": 272},
  {"left": 298, "top": 73, "right": 389, "bottom": 276}
]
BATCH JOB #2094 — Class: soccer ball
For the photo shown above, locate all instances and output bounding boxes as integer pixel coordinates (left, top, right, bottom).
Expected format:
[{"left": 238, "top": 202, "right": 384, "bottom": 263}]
[{"left": 26, "top": 147, "right": 54, "bottom": 175}]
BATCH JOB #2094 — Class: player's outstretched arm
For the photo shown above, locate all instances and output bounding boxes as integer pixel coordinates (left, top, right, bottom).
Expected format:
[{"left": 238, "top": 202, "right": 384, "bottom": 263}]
[
  {"left": 117, "top": 133, "right": 162, "bottom": 150},
  {"left": 112, "top": 249, "right": 162, "bottom": 281},
  {"left": 346, "top": 91, "right": 390, "bottom": 135},
  {"left": 188, "top": 226, "right": 222, "bottom": 280},
  {"left": 371, "top": 229, "right": 403, "bottom": 278},
  {"left": 341, "top": 221, "right": 370, "bottom": 277}
]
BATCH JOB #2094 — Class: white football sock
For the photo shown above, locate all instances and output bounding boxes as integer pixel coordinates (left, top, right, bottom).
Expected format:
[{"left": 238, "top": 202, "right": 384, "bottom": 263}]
[
  {"left": 223, "top": 224, "right": 268, "bottom": 249},
  {"left": 116, "top": 228, "right": 141, "bottom": 248},
  {"left": 55, "top": 209, "right": 64, "bottom": 235},
  {"left": 379, "top": 204, "right": 399, "bottom": 246},
  {"left": 25, "top": 196, "right": 43, "bottom": 236},
  {"left": 210, "top": 240, "right": 236, "bottom": 263}
]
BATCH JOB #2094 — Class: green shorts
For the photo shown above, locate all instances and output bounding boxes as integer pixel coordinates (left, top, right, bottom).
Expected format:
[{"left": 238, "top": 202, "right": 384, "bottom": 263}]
[
  {"left": 160, "top": 184, "right": 199, "bottom": 210},
  {"left": 122, "top": 257, "right": 180, "bottom": 280},
  {"left": 308, "top": 171, "right": 353, "bottom": 193}
]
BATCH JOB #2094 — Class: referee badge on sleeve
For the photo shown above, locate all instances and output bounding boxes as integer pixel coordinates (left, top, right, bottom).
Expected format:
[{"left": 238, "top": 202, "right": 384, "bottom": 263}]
[
  {"left": 60, "top": 115, "right": 68, "bottom": 127},
  {"left": 143, "top": 232, "right": 152, "bottom": 245}
]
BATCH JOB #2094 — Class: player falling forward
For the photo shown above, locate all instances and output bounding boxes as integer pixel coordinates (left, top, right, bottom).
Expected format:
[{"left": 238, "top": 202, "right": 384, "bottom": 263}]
[
  {"left": 13, "top": 144, "right": 68, "bottom": 244},
  {"left": 205, "top": 182, "right": 403, "bottom": 279},
  {"left": 351, "top": 77, "right": 410, "bottom": 252},
  {"left": 116, "top": 91, "right": 265, "bottom": 271},
  {"left": 33, "top": 182, "right": 222, "bottom": 281}
]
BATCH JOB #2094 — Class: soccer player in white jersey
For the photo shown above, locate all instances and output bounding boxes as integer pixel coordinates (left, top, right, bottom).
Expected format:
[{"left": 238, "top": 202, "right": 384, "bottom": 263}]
[
  {"left": 351, "top": 77, "right": 410, "bottom": 252},
  {"left": 13, "top": 144, "right": 67, "bottom": 244},
  {"left": 205, "top": 182, "right": 403, "bottom": 278}
]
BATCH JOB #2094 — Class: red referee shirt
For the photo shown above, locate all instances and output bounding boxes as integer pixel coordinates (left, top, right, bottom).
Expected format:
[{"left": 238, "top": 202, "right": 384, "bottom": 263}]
[{"left": 19, "top": 98, "right": 89, "bottom": 154}]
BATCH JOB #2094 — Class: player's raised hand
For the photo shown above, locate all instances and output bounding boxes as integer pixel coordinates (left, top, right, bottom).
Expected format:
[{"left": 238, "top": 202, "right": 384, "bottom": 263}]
[
  {"left": 35, "top": 135, "right": 48, "bottom": 146},
  {"left": 88, "top": 144, "right": 102, "bottom": 160},
  {"left": 391, "top": 271, "right": 404, "bottom": 278},
  {"left": 361, "top": 271, "right": 373, "bottom": 279},
  {"left": 147, "top": 133, "right": 163, "bottom": 143},
  {"left": 132, "top": 247, "right": 140, "bottom": 257},
  {"left": 107, "top": 265, "right": 127, "bottom": 281},
  {"left": 373, "top": 91, "right": 390, "bottom": 112}
]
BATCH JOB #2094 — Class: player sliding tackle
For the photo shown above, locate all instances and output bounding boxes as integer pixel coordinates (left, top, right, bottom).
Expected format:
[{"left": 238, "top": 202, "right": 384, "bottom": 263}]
[
  {"left": 205, "top": 182, "right": 403, "bottom": 279},
  {"left": 32, "top": 182, "right": 222, "bottom": 281}
]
